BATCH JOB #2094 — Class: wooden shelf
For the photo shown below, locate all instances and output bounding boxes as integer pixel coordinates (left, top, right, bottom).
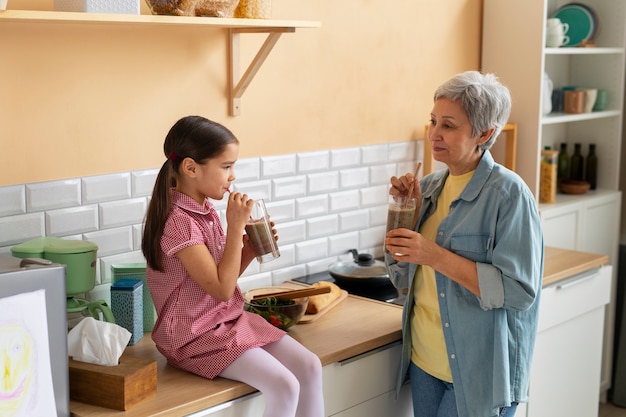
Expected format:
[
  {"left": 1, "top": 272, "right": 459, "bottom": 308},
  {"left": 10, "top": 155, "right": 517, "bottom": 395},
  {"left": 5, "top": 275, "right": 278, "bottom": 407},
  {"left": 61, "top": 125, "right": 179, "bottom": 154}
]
[
  {"left": 0, "top": 9, "right": 321, "bottom": 115},
  {"left": 0, "top": 9, "right": 319, "bottom": 29}
]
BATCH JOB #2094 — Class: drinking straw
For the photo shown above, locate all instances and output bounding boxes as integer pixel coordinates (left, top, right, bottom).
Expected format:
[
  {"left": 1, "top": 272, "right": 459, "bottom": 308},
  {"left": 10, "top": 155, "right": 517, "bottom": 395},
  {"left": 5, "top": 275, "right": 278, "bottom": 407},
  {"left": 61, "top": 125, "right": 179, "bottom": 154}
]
[
  {"left": 405, "top": 162, "right": 422, "bottom": 204},
  {"left": 408, "top": 162, "right": 422, "bottom": 229}
]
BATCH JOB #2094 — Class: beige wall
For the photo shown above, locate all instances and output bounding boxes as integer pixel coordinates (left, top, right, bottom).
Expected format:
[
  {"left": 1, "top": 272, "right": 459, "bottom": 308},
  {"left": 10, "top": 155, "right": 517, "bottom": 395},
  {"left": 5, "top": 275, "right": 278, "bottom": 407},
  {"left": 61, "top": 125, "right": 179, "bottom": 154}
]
[{"left": 0, "top": 0, "right": 482, "bottom": 186}]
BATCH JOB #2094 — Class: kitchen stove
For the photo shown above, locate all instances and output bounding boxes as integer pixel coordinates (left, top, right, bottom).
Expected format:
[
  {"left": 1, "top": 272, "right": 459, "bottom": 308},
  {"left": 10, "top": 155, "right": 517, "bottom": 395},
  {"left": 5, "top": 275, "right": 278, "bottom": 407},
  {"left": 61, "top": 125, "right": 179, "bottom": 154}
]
[{"left": 292, "top": 271, "right": 406, "bottom": 306}]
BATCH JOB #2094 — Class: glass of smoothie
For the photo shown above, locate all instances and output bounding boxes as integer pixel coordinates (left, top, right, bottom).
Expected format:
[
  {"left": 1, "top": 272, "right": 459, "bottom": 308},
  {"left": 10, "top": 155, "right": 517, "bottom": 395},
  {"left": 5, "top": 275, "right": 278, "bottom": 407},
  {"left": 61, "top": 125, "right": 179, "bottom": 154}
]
[
  {"left": 245, "top": 199, "right": 280, "bottom": 263},
  {"left": 386, "top": 195, "right": 418, "bottom": 232}
]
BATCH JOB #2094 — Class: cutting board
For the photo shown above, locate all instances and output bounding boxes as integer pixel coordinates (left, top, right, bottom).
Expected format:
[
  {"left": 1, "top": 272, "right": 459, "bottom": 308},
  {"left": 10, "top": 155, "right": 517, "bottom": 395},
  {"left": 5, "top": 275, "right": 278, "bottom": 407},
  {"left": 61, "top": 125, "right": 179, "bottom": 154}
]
[{"left": 299, "top": 290, "right": 348, "bottom": 323}]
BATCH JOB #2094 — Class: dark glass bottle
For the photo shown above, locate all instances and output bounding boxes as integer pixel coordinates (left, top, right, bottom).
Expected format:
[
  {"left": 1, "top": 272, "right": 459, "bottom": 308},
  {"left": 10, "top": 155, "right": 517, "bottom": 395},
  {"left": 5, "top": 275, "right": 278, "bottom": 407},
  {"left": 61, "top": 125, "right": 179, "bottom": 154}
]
[
  {"left": 557, "top": 142, "right": 570, "bottom": 182},
  {"left": 585, "top": 143, "right": 598, "bottom": 189},
  {"left": 570, "top": 143, "right": 584, "bottom": 180}
]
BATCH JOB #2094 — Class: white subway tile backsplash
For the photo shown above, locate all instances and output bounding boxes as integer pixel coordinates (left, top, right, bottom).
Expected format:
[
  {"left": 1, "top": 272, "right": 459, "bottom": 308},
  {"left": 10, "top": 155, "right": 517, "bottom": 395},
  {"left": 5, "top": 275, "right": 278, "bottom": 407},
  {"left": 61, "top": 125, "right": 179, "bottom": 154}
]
[
  {"left": 233, "top": 180, "right": 271, "bottom": 200},
  {"left": 132, "top": 224, "right": 143, "bottom": 251},
  {"left": 339, "top": 209, "right": 370, "bottom": 232},
  {"left": 295, "top": 195, "right": 328, "bottom": 219},
  {"left": 359, "top": 225, "right": 386, "bottom": 251},
  {"left": 272, "top": 176, "right": 307, "bottom": 200},
  {"left": 82, "top": 173, "right": 131, "bottom": 204},
  {"left": 0, "top": 185, "right": 25, "bottom": 216},
  {"left": 265, "top": 200, "right": 296, "bottom": 223},
  {"left": 389, "top": 141, "right": 417, "bottom": 162},
  {"left": 0, "top": 213, "right": 45, "bottom": 246},
  {"left": 330, "top": 147, "right": 360, "bottom": 168},
  {"left": 361, "top": 144, "right": 389, "bottom": 165},
  {"left": 260, "top": 244, "right": 295, "bottom": 272},
  {"left": 307, "top": 171, "right": 339, "bottom": 195},
  {"left": 131, "top": 169, "right": 159, "bottom": 197},
  {"left": 46, "top": 205, "right": 98, "bottom": 236},
  {"left": 397, "top": 161, "right": 418, "bottom": 177},
  {"left": 328, "top": 232, "right": 360, "bottom": 256},
  {"left": 261, "top": 155, "right": 297, "bottom": 178},
  {"left": 295, "top": 238, "right": 328, "bottom": 263},
  {"left": 306, "top": 214, "right": 339, "bottom": 239},
  {"left": 276, "top": 220, "right": 306, "bottom": 244},
  {"left": 360, "top": 185, "right": 389, "bottom": 207},
  {"left": 99, "top": 198, "right": 147, "bottom": 229},
  {"left": 271, "top": 264, "right": 307, "bottom": 285},
  {"left": 234, "top": 158, "right": 261, "bottom": 181},
  {"left": 369, "top": 205, "right": 388, "bottom": 227},
  {"left": 238, "top": 272, "right": 272, "bottom": 293},
  {"left": 0, "top": 141, "right": 417, "bottom": 294},
  {"left": 329, "top": 190, "right": 360, "bottom": 213},
  {"left": 306, "top": 256, "right": 339, "bottom": 275},
  {"left": 297, "top": 151, "right": 330, "bottom": 173},
  {"left": 84, "top": 226, "right": 134, "bottom": 257},
  {"left": 370, "top": 164, "right": 397, "bottom": 185},
  {"left": 339, "top": 167, "right": 369, "bottom": 189},
  {"left": 26, "top": 179, "right": 81, "bottom": 212}
]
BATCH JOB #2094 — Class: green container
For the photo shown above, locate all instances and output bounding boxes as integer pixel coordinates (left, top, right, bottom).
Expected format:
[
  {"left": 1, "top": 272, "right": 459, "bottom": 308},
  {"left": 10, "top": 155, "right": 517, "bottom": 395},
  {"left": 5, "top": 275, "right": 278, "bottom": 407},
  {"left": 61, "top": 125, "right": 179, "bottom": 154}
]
[
  {"left": 111, "top": 262, "right": 156, "bottom": 332},
  {"left": 11, "top": 237, "right": 98, "bottom": 297}
]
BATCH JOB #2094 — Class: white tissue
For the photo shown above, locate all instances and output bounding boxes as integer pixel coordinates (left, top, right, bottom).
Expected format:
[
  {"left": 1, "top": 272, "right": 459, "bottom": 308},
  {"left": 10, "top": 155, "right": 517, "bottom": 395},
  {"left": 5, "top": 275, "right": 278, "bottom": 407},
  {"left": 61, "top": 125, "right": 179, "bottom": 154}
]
[{"left": 67, "top": 317, "right": 132, "bottom": 366}]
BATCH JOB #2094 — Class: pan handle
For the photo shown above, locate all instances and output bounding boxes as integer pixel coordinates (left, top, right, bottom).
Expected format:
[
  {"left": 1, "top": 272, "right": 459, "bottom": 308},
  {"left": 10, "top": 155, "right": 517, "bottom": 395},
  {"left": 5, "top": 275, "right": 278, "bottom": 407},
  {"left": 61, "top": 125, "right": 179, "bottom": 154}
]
[{"left": 348, "top": 249, "right": 375, "bottom": 267}]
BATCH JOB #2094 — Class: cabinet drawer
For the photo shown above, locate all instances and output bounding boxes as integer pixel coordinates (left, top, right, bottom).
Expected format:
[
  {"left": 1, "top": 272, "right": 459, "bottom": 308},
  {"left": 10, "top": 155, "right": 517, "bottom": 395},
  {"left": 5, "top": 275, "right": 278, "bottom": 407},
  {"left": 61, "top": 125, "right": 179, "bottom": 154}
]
[
  {"left": 329, "top": 384, "right": 412, "bottom": 417},
  {"left": 537, "top": 265, "right": 611, "bottom": 333},
  {"left": 323, "top": 342, "right": 401, "bottom": 415}
]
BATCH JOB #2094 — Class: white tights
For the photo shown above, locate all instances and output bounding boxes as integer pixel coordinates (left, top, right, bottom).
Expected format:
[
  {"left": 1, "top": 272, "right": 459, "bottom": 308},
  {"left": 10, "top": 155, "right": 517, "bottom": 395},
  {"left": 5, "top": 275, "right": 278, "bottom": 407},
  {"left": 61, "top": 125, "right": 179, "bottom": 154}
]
[{"left": 219, "top": 335, "right": 325, "bottom": 417}]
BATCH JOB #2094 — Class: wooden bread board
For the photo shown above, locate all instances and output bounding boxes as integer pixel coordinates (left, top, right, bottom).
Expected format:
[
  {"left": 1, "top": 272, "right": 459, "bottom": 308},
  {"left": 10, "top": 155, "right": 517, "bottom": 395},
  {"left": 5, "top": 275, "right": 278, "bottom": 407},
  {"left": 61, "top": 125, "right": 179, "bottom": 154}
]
[{"left": 299, "top": 290, "right": 348, "bottom": 323}]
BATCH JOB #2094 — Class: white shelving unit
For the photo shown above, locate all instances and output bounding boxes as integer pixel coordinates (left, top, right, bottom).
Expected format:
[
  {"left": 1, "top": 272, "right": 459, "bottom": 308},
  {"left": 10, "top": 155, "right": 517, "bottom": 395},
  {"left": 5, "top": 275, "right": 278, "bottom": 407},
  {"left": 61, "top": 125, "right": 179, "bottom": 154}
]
[
  {"left": 482, "top": 0, "right": 626, "bottom": 402},
  {"left": 0, "top": 9, "right": 320, "bottom": 116}
]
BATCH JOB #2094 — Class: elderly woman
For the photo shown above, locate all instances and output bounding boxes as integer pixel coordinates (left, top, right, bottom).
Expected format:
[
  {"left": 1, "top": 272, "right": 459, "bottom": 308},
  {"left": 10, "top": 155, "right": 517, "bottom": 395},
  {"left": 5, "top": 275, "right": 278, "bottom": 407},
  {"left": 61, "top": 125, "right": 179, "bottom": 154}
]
[{"left": 385, "top": 71, "right": 543, "bottom": 417}]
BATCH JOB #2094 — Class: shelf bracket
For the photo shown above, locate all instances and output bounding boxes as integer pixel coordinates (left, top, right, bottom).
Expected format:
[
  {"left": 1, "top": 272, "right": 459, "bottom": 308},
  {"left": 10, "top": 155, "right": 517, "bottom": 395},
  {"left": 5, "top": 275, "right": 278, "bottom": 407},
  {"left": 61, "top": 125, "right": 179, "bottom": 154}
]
[{"left": 229, "top": 27, "right": 295, "bottom": 116}]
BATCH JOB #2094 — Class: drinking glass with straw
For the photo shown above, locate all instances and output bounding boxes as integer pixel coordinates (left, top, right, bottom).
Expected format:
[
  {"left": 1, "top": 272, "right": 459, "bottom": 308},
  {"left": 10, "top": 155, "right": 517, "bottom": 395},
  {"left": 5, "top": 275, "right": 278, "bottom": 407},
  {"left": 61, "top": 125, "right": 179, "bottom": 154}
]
[{"left": 386, "top": 162, "right": 422, "bottom": 233}]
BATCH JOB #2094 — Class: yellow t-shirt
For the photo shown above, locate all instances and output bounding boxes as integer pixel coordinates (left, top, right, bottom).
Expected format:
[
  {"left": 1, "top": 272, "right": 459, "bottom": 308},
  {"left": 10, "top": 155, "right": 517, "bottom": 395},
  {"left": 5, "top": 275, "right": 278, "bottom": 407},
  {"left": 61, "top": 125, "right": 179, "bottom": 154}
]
[{"left": 411, "top": 170, "right": 473, "bottom": 382}]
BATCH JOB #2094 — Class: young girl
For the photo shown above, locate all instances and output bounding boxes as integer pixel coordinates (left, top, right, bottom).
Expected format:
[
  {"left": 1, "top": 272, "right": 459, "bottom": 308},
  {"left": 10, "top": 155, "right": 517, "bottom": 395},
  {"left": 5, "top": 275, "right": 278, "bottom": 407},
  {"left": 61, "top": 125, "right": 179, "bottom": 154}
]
[{"left": 141, "top": 115, "right": 324, "bottom": 417}]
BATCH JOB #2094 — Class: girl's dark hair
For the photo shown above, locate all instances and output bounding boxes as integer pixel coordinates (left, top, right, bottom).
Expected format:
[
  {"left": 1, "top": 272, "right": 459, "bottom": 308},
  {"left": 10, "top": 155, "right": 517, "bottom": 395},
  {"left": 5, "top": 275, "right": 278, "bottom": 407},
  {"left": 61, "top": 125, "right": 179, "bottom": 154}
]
[{"left": 142, "top": 115, "right": 238, "bottom": 271}]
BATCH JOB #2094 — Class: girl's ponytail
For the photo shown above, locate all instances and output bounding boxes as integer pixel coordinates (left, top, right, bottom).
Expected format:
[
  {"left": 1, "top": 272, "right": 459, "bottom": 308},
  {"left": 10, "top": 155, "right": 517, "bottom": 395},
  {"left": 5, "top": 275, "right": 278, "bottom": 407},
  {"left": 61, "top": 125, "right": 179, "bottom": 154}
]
[{"left": 142, "top": 160, "right": 174, "bottom": 272}]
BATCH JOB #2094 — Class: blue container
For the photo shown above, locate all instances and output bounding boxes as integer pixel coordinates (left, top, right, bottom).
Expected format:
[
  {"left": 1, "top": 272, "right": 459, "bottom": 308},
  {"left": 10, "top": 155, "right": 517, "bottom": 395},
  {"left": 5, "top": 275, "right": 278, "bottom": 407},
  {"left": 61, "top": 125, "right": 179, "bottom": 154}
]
[
  {"left": 111, "top": 279, "right": 143, "bottom": 345},
  {"left": 111, "top": 263, "right": 156, "bottom": 332}
]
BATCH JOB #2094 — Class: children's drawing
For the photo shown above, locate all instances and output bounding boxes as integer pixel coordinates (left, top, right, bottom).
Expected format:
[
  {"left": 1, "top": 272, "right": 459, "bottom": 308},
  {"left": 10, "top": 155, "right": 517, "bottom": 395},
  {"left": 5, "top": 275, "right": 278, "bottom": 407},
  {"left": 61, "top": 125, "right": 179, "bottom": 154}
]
[{"left": 0, "top": 290, "right": 56, "bottom": 416}]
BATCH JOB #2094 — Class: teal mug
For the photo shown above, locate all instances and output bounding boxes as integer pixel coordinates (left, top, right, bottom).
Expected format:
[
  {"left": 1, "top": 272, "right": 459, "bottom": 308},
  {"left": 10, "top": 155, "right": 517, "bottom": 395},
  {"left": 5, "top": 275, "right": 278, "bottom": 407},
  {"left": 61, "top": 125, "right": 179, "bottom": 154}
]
[{"left": 593, "top": 89, "right": 608, "bottom": 111}]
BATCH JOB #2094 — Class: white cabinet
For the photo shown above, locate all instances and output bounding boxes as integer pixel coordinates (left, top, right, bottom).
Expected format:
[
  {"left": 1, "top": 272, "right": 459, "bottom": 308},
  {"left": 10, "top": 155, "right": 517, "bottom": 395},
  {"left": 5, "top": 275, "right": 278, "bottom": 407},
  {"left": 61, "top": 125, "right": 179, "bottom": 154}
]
[
  {"left": 483, "top": 0, "right": 625, "bottom": 396},
  {"left": 187, "top": 342, "right": 412, "bottom": 417},
  {"left": 539, "top": 190, "right": 621, "bottom": 393},
  {"left": 323, "top": 342, "right": 412, "bottom": 417},
  {"left": 524, "top": 265, "right": 612, "bottom": 417}
]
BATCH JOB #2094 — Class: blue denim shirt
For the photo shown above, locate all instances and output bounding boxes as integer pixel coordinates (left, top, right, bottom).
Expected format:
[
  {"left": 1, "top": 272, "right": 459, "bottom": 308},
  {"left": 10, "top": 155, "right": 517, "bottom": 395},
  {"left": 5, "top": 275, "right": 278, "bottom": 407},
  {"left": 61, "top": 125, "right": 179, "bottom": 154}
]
[{"left": 386, "top": 151, "right": 544, "bottom": 417}]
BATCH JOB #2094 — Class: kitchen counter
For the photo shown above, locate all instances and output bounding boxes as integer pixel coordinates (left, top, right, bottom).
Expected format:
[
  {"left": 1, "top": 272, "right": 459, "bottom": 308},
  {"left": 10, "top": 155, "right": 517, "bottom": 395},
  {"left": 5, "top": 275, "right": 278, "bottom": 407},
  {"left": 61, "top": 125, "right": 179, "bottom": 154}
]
[{"left": 70, "top": 246, "right": 608, "bottom": 417}]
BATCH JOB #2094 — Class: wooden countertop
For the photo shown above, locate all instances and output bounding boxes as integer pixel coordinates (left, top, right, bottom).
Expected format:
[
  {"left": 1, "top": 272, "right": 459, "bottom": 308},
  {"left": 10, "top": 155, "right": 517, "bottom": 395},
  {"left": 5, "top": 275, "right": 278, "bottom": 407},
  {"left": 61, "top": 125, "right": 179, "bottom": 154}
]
[
  {"left": 542, "top": 246, "right": 608, "bottom": 287},
  {"left": 70, "top": 246, "right": 609, "bottom": 416}
]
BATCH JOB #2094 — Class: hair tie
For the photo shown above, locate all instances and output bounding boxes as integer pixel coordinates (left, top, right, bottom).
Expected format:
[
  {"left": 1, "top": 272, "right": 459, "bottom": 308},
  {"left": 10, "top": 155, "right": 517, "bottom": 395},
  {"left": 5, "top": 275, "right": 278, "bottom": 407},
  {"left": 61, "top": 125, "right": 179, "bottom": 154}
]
[{"left": 168, "top": 152, "right": 179, "bottom": 162}]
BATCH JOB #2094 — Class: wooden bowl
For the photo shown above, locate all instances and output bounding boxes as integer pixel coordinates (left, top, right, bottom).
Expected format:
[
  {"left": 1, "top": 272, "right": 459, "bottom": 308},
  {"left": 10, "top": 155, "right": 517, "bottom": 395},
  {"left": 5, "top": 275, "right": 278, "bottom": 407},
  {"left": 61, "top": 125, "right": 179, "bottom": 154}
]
[{"left": 560, "top": 180, "right": 590, "bottom": 195}]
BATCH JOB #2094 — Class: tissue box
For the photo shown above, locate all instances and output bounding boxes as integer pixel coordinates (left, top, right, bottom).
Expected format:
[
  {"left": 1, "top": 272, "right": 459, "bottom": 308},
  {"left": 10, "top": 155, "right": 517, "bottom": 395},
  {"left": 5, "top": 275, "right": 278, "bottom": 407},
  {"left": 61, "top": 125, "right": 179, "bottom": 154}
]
[
  {"left": 69, "top": 355, "right": 157, "bottom": 410},
  {"left": 111, "top": 279, "right": 143, "bottom": 345},
  {"left": 112, "top": 262, "right": 156, "bottom": 332},
  {"left": 54, "top": 0, "right": 140, "bottom": 14}
]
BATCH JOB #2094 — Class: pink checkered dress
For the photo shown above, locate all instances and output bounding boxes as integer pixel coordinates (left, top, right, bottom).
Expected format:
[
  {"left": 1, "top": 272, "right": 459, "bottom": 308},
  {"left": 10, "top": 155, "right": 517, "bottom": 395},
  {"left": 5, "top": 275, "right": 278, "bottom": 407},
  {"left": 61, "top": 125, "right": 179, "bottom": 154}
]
[{"left": 147, "top": 190, "right": 285, "bottom": 379}]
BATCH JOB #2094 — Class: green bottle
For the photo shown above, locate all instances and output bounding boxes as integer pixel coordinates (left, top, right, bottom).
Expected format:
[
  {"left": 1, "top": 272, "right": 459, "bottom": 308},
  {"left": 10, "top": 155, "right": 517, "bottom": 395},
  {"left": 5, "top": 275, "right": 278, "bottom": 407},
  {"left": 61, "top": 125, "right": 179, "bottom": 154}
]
[
  {"left": 585, "top": 144, "right": 598, "bottom": 189},
  {"left": 557, "top": 142, "right": 570, "bottom": 182},
  {"left": 570, "top": 143, "right": 584, "bottom": 181}
]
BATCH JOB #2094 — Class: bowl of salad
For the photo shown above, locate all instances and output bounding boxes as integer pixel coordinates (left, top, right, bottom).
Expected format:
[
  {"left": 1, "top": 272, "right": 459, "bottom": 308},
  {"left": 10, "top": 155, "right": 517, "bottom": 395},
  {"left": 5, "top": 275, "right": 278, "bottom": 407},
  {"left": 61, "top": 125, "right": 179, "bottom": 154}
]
[{"left": 243, "top": 287, "right": 309, "bottom": 330}]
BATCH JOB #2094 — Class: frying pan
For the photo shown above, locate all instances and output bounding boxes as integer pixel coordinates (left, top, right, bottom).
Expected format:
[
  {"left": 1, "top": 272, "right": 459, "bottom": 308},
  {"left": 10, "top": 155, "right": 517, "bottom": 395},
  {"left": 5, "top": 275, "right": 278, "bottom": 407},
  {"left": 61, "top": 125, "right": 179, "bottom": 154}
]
[{"left": 328, "top": 249, "right": 390, "bottom": 287}]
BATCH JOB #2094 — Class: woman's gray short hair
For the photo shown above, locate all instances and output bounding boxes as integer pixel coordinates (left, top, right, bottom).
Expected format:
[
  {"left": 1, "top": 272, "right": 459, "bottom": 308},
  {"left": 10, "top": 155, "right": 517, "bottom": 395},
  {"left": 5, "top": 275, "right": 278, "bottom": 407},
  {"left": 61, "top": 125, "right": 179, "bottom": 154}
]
[{"left": 433, "top": 71, "right": 512, "bottom": 151}]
